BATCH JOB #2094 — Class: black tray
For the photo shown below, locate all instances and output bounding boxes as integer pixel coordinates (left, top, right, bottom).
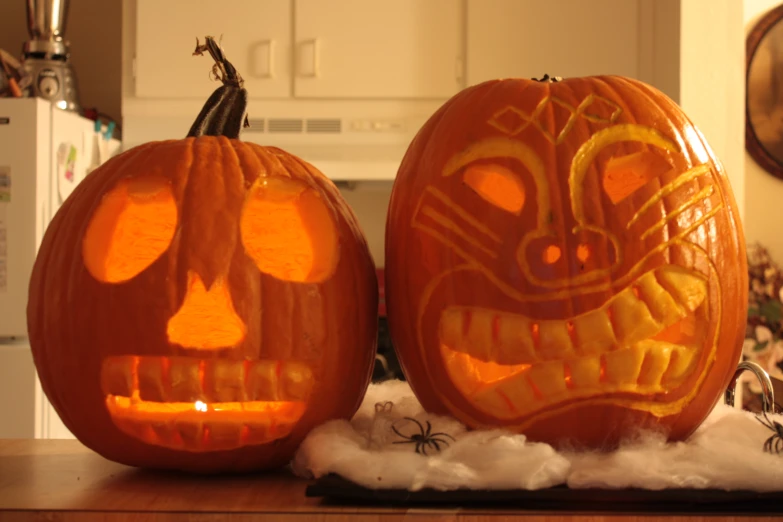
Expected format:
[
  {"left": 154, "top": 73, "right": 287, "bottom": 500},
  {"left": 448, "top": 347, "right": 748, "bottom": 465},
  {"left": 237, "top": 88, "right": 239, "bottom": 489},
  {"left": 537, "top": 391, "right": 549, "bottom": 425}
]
[{"left": 306, "top": 473, "right": 783, "bottom": 513}]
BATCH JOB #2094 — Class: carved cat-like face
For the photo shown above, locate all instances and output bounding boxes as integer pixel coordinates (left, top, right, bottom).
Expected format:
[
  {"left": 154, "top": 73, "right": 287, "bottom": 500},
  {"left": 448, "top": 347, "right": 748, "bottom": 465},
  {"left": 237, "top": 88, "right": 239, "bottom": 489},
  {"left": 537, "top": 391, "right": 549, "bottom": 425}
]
[{"left": 386, "top": 76, "right": 747, "bottom": 447}]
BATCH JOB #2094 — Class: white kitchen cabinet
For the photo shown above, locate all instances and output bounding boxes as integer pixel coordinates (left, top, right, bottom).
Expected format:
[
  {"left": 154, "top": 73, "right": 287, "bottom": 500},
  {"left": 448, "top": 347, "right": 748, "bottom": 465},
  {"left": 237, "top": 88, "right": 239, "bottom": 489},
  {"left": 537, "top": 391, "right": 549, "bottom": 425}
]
[
  {"left": 466, "top": 0, "right": 642, "bottom": 85},
  {"left": 134, "top": 0, "right": 292, "bottom": 99},
  {"left": 293, "top": 0, "right": 462, "bottom": 99},
  {"left": 133, "top": 0, "right": 462, "bottom": 100}
]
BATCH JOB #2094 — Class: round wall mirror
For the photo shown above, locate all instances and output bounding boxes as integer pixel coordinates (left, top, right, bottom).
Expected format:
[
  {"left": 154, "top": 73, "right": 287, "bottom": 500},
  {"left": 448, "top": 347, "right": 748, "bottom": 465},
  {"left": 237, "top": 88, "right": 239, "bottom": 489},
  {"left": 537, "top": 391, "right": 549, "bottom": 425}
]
[{"left": 747, "top": 4, "right": 783, "bottom": 179}]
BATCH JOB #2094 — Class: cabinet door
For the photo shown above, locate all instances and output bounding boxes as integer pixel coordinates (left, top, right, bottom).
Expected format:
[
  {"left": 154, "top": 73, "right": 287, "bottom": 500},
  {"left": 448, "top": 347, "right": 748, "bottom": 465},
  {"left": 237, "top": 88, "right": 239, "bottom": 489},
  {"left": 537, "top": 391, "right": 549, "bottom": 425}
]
[
  {"left": 294, "top": 0, "right": 462, "bottom": 99},
  {"left": 134, "top": 0, "right": 292, "bottom": 99},
  {"left": 466, "top": 0, "right": 641, "bottom": 85}
]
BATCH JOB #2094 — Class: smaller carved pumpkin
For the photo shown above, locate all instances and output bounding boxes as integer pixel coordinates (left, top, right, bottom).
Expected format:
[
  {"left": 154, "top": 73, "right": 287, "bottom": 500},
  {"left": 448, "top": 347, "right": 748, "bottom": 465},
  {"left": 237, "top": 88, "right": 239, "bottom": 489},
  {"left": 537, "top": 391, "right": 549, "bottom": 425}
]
[{"left": 27, "top": 37, "right": 378, "bottom": 473}]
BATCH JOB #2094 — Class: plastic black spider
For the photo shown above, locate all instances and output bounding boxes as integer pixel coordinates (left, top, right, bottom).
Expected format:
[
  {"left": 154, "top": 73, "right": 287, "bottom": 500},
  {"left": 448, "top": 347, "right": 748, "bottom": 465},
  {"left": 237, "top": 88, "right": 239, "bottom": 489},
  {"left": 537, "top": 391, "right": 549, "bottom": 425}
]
[
  {"left": 756, "top": 411, "right": 783, "bottom": 455},
  {"left": 391, "top": 417, "right": 455, "bottom": 455}
]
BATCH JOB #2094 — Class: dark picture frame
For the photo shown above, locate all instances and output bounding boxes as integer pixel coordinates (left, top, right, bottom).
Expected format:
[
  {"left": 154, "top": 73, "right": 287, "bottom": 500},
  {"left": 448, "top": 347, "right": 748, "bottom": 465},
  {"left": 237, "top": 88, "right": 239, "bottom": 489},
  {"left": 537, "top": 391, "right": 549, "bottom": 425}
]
[{"left": 747, "top": 4, "right": 783, "bottom": 179}]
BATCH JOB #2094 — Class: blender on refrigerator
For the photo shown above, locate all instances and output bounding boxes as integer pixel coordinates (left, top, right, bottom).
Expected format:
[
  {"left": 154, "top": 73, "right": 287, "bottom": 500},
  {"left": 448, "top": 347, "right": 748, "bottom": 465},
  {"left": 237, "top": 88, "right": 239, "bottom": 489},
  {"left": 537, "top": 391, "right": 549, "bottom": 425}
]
[{"left": 21, "top": 0, "right": 81, "bottom": 113}]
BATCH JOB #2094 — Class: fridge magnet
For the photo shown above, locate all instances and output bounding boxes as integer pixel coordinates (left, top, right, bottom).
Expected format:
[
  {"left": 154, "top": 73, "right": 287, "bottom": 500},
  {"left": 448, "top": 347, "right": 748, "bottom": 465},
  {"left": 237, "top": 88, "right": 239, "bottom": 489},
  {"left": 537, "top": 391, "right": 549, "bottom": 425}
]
[{"left": 0, "top": 165, "right": 9, "bottom": 202}]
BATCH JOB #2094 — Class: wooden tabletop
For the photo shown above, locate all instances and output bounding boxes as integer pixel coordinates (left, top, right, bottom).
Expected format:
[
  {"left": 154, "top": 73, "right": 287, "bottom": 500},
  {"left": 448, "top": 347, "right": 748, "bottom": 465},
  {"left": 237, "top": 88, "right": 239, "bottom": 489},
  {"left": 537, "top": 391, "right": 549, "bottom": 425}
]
[{"left": 0, "top": 439, "right": 779, "bottom": 522}]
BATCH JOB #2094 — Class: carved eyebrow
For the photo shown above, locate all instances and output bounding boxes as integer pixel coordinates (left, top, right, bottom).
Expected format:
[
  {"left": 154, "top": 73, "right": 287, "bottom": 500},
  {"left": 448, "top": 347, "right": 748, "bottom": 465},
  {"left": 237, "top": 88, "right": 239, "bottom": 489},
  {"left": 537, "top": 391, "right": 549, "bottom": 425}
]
[
  {"left": 569, "top": 123, "right": 680, "bottom": 233},
  {"left": 626, "top": 164, "right": 711, "bottom": 229}
]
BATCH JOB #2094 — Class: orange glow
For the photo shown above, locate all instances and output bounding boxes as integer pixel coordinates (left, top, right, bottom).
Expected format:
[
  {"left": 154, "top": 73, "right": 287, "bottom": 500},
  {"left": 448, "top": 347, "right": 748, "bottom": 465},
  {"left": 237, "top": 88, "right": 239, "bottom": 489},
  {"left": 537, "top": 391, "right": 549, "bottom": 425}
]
[
  {"left": 241, "top": 177, "right": 338, "bottom": 283},
  {"left": 440, "top": 344, "right": 530, "bottom": 396},
  {"left": 83, "top": 175, "right": 177, "bottom": 283},
  {"left": 542, "top": 245, "right": 561, "bottom": 264},
  {"left": 602, "top": 151, "right": 672, "bottom": 204},
  {"left": 463, "top": 163, "right": 526, "bottom": 214},
  {"left": 654, "top": 312, "right": 699, "bottom": 345},
  {"left": 167, "top": 271, "right": 246, "bottom": 349},
  {"left": 531, "top": 322, "right": 540, "bottom": 346},
  {"left": 563, "top": 362, "right": 574, "bottom": 389},
  {"left": 576, "top": 243, "right": 591, "bottom": 263},
  {"left": 106, "top": 395, "right": 303, "bottom": 417},
  {"left": 105, "top": 395, "right": 307, "bottom": 451}
]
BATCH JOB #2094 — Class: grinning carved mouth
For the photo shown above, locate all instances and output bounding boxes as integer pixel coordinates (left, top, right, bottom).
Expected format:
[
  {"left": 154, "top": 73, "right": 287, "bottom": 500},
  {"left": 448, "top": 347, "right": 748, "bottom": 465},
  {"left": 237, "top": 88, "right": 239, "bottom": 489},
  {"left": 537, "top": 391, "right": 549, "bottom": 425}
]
[
  {"left": 101, "top": 356, "right": 313, "bottom": 451},
  {"left": 438, "top": 265, "right": 709, "bottom": 420}
]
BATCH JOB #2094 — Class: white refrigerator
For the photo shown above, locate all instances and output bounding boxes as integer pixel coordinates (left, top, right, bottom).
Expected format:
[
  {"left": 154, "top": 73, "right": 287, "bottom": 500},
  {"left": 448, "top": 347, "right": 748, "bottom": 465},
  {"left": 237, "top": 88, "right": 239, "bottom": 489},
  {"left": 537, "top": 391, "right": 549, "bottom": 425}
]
[{"left": 0, "top": 98, "right": 121, "bottom": 439}]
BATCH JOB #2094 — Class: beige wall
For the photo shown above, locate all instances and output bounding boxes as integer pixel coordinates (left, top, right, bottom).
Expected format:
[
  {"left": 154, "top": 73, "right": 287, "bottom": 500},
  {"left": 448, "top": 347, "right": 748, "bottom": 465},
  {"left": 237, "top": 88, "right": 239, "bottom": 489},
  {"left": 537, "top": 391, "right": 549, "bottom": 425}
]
[
  {"left": 0, "top": 0, "right": 122, "bottom": 127},
  {"left": 746, "top": 0, "right": 783, "bottom": 262},
  {"left": 680, "top": 0, "right": 746, "bottom": 223}
]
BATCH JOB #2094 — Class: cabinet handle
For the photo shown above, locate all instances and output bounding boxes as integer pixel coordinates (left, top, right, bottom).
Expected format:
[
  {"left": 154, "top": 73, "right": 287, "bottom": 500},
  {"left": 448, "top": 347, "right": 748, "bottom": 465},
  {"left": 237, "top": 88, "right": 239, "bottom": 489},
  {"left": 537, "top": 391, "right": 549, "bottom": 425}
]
[
  {"left": 250, "top": 39, "right": 275, "bottom": 79},
  {"left": 298, "top": 38, "right": 320, "bottom": 78}
]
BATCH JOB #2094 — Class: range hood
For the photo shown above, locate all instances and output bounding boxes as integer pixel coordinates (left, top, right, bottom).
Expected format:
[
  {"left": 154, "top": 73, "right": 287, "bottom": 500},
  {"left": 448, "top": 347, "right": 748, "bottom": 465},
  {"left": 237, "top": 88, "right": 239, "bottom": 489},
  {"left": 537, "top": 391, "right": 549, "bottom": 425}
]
[{"left": 120, "top": 98, "right": 443, "bottom": 182}]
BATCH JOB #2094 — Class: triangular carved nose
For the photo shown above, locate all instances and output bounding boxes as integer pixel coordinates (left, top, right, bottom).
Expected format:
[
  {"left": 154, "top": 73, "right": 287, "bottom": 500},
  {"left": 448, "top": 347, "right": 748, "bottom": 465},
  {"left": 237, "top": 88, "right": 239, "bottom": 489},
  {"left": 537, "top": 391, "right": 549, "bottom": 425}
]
[{"left": 167, "top": 270, "right": 246, "bottom": 349}]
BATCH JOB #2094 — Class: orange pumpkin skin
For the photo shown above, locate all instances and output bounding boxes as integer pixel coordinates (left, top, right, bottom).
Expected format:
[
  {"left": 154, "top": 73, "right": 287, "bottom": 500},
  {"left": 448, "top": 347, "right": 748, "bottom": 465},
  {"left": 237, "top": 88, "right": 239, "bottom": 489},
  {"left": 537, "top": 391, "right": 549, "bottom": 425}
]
[
  {"left": 27, "top": 137, "right": 378, "bottom": 473},
  {"left": 385, "top": 75, "right": 747, "bottom": 448}
]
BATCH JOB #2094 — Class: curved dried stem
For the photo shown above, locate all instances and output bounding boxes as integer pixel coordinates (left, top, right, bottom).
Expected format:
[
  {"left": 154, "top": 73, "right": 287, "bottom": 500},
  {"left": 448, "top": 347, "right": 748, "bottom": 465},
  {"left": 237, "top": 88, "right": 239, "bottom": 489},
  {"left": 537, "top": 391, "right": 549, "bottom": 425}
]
[
  {"left": 187, "top": 35, "right": 249, "bottom": 138},
  {"left": 193, "top": 36, "right": 244, "bottom": 88},
  {"left": 532, "top": 73, "right": 563, "bottom": 83}
]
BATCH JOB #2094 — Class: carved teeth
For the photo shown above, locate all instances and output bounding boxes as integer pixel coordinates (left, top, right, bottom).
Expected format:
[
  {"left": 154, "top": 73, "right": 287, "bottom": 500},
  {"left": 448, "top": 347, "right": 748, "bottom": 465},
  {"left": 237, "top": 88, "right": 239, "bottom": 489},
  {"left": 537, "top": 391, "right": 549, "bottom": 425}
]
[
  {"left": 168, "top": 357, "right": 204, "bottom": 402},
  {"left": 101, "top": 356, "right": 314, "bottom": 404},
  {"left": 101, "top": 356, "right": 313, "bottom": 451},
  {"left": 439, "top": 266, "right": 707, "bottom": 365},
  {"left": 438, "top": 266, "right": 708, "bottom": 420},
  {"left": 105, "top": 397, "right": 307, "bottom": 451},
  {"left": 468, "top": 340, "right": 695, "bottom": 419}
]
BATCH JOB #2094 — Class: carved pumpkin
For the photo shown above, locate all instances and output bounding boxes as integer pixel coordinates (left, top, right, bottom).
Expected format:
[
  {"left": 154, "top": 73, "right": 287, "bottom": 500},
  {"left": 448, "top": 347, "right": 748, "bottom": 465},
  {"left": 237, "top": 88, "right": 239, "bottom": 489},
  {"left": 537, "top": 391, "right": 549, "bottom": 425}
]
[
  {"left": 27, "top": 38, "right": 378, "bottom": 472},
  {"left": 385, "top": 75, "right": 747, "bottom": 448}
]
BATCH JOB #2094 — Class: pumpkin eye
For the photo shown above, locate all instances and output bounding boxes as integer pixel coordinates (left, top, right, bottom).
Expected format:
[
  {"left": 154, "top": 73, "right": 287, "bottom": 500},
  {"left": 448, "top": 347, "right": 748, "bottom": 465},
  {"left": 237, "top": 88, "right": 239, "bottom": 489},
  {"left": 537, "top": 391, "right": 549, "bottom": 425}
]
[
  {"left": 240, "top": 177, "right": 338, "bottom": 283},
  {"left": 83, "top": 175, "right": 178, "bottom": 283},
  {"left": 463, "top": 163, "right": 526, "bottom": 214},
  {"left": 602, "top": 150, "right": 673, "bottom": 204}
]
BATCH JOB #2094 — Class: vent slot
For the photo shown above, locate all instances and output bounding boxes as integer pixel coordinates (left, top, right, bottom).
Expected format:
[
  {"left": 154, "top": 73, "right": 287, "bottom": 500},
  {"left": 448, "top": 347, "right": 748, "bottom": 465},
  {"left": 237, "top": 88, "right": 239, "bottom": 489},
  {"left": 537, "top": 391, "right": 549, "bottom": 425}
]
[
  {"left": 246, "top": 118, "right": 265, "bottom": 132},
  {"left": 268, "top": 118, "right": 304, "bottom": 133},
  {"left": 306, "top": 119, "right": 342, "bottom": 133}
]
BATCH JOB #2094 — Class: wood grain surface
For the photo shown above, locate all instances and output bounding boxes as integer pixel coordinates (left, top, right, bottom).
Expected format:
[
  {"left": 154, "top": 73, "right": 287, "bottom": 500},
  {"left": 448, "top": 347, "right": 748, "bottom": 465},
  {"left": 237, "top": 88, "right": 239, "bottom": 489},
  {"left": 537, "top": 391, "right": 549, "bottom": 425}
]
[{"left": 0, "top": 439, "right": 779, "bottom": 522}]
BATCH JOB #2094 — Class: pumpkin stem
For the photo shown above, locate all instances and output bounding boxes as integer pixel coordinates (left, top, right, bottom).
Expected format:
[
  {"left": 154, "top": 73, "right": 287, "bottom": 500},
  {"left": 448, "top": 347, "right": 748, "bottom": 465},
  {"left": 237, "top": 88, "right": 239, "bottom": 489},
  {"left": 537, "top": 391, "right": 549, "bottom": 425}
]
[
  {"left": 532, "top": 74, "right": 563, "bottom": 83},
  {"left": 187, "top": 36, "right": 249, "bottom": 139}
]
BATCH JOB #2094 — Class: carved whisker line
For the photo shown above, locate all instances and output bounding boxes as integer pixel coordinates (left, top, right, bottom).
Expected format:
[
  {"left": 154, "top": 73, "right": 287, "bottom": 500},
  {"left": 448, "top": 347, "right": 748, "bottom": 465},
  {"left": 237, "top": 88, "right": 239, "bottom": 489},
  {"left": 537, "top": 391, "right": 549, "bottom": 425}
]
[
  {"left": 639, "top": 185, "right": 717, "bottom": 240},
  {"left": 418, "top": 206, "right": 500, "bottom": 258},
  {"left": 626, "top": 165, "right": 711, "bottom": 229},
  {"left": 425, "top": 187, "right": 502, "bottom": 243},
  {"left": 659, "top": 205, "right": 723, "bottom": 248},
  {"left": 412, "top": 223, "right": 496, "bottom": 268}
]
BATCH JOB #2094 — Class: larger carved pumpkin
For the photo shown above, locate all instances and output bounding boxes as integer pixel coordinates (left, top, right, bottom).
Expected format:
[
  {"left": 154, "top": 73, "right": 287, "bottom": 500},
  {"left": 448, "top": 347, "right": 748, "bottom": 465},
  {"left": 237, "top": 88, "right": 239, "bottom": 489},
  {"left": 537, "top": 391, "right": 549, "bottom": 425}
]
[
  {"left": 27, "top": 38, "right": 378, "bottom": 472},
  {"left": 385, "top": 75, "right": 747, "bottom": 448}
]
